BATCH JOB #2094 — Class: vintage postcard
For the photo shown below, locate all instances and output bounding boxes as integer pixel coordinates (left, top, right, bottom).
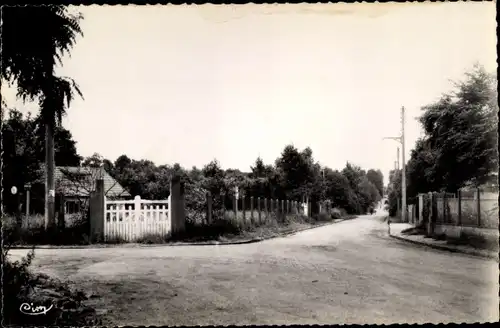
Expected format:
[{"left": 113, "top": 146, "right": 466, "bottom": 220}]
[{"left": 2, "top": 2, "right": 498, "bottom": 326}]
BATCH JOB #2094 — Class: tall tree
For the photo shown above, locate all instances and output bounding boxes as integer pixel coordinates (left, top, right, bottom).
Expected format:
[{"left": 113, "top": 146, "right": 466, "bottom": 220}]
[
  {"left": 2, "top": 6, "right": 84, "bottom": 232},
  {"left": 366, "top": 169, "right": 384, "bottom": 197},
  {"left": 411, "top": 64, "right": 498, "bottom": 192}
]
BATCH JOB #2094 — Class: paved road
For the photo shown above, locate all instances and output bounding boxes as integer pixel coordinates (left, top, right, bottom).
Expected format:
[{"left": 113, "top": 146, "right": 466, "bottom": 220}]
[{"left": 9, "top": 213, "right": 498, "bottom": 325}]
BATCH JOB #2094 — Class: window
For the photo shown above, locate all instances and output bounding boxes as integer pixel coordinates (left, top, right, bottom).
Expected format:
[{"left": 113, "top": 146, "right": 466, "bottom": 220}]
[{"left": 65, "top": 200, "right": 81, "bottom": 214}]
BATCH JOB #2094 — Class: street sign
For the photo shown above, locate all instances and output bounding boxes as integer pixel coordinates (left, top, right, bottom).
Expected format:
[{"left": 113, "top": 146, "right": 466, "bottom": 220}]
[
  {"left": 24, "top": 183, "right": 31, "bottom": 190},
  {"left": 11, "top": 186, "right": 17, "bottom": 195}
]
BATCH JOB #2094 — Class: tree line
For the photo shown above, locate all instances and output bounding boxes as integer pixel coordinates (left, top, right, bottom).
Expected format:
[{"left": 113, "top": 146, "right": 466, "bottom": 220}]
[
  {"left": 387, "top": 64, "right": 498, "bottom": 216},
  {"left": 2, "top": 110, "right": 384, "bottom": 216}
]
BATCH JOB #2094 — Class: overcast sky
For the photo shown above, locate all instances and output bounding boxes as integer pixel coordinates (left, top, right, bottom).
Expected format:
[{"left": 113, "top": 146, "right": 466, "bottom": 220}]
[{"left": 3, "top": 2, "right": 497, "bottom": 185}]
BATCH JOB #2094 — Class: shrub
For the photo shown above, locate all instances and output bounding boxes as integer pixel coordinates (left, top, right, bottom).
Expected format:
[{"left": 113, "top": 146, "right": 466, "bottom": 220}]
[
  {"left": 3, "top": 214, "right": 91, "bottom": 246},
  {"left": 2, "top": 246, "right": 38, "bottom": 325},
  {"left": 171, "top": 216, "right": 243, "bottom": 242},
  {"left": 2, "top": 245, "right": 102, "bottom": 326}
]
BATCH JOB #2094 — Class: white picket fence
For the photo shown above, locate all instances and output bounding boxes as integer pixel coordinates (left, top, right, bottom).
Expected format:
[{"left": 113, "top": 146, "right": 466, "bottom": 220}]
[{"left": 104, "top": 195, "right": 171, "bottom": 242}]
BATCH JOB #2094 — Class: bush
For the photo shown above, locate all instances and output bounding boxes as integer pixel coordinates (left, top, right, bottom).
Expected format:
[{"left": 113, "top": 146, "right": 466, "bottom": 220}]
[
  {"left": 172, "top": 216, "right": 243, "bottom": 242},
  {"left": 2, "top": 246, "right": 101, "bottom": 326},
  {"left": 3, "top": 214, "right": 91, "bottom": 246}
]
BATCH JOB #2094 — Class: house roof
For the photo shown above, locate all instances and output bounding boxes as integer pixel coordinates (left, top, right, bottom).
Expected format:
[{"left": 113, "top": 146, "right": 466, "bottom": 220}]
[{"left": 37, "top": 166, "right": 131, "bottom": 198}]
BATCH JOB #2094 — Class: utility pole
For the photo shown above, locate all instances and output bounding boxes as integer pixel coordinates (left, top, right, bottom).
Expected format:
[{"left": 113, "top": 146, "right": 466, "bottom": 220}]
[
  {"left": 396, "top": 148, "right": 400, "bottom": 218},
  {"left": 396, "top": 147, "right": 400, "bottom": 170},
  {"left": 401, "top": 107, "right": 406, "bottom": 223}
]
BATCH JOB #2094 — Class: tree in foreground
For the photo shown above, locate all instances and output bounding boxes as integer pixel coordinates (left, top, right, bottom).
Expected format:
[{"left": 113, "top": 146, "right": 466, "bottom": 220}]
[
  {"left": 406, "top": 64, "right": 498, "bottom": 196},
  {"left": 2, "top": 6, "right": 84, "bottom": 232}
]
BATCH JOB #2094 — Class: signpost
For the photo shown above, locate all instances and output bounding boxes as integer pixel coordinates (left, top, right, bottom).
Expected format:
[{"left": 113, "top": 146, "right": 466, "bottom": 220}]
[
  {"left": 24, "top": 184, "right": 31, "bottom": 217},
  {"left": 234, "top": 186, "right": 239, "bottom": 216},
  {"left": 11, "top": 186, "right": 21, "bottom": 228}
]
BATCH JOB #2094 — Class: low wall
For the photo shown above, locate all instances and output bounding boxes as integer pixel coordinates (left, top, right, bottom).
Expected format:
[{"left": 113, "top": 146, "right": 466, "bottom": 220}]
[{"left": 434, "top": 224, "right": 499, "bottom": 241}]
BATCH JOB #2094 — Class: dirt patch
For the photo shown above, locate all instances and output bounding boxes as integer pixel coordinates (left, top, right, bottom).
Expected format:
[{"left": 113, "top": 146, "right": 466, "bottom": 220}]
[
  {"left": 308, "top": 245, "right": 338, "bottom": 253},
  {"left": 72, "top": 278, "right": 180, "bottom": 326}
]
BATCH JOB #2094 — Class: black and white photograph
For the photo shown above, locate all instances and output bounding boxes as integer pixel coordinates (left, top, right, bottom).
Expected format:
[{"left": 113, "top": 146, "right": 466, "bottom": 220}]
[{"left": 1, "top": 2, "right": 498, "bottom": 326}]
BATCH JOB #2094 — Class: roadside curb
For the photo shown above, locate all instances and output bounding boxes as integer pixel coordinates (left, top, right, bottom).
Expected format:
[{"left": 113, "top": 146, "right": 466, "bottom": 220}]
[
  {"left": 389, "top": 234, "right": 499, "bottom": 261},
  {"left": 131, "top": 219, "right": 348, "bottom": 247},
  {"left": 9, "top": 218, "right": 351, "bottom": 249}
]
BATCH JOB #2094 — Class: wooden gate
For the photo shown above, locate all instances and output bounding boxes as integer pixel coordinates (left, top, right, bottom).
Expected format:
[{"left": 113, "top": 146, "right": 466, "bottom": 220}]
[{"left": 104, "top": 195, "right": 171, "bottom": 242}]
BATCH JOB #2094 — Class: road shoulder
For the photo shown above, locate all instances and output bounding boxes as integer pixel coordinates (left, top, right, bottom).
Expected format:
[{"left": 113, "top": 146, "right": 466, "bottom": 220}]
[
  {"left": 9, "top": 218, "right": 350, "bottom": 249},
  {"left": 389, "top": 225, "right": 498, "bottom": 261}
]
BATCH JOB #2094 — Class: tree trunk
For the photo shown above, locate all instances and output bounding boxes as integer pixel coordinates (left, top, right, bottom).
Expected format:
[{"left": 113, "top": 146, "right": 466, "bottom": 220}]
[{"left": 45, "top": 123, "right": 56, "bottom": 233}]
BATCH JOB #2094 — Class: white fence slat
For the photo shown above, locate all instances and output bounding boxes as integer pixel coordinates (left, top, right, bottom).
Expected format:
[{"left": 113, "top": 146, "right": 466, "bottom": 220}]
[
  {"left": 155, "top": 205, "right": 160, "bottom": 236},
  {"left": 104, "top": 196, "right": 171, "bottom": 242}
]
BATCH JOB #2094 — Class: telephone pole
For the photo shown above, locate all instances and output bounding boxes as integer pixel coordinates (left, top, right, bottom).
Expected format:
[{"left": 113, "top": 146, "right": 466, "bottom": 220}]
[
  {"left": 401, "top": 106, "right": 406, "bottom": 223},
  {"left": 383, "top": 106, "right": 407, "bottom": 222},
  {"left": 396, "top": 147, "right": 400, "bottom": 170}
]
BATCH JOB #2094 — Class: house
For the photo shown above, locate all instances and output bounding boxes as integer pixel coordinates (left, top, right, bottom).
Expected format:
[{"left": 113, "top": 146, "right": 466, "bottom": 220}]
[{"left": 36, "top": 166, "right": 131, "bottom": 216}]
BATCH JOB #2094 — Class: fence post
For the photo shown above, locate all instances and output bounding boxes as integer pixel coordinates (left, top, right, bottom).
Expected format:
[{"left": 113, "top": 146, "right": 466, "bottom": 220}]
[
  {"left": 418, "top": 194, "right": 423, "bottom": 225},
  {"left": 443, "top": 193, "right": 447, "bottom": 224},
  {"left": 206, "top": 191, "right": 212, "bottom": 225},
  {"left": 242, "top": 195, "right": 246, "bottom": 219},
  {"left": 170, "top": 175, "right": 186, "bottom": 237},
  {"left": 457, "top": 189, "right": 462, "bottom": 226},
  {"left": 257, "top": 197, "right": 261, "bottom": 223},
  {"left": 241, "top": 195, "right": 246, "bottom": 228},
  {"left": 427, "top": 192, "right": 434, "bottom": 237},
  {"left": 89, "top": 179, "right": 105, "bottom": 243},
  {"left": 264, "top": 198, "right": 268, "bottom": 221},
  {"left": 250, "top": 196, "right": 254, "bottom": 224},
  {"left": 25, "top": 185, "right": 31, "bottom": 218},
  {"left": 476, "top": 188, "right": 481, "bottom": 227},
  {"left": 233, "top": 193, "right": 238, "bottom": 219},
  {"left": 221, "top": 192, "right": 226, "bottom": 220}
]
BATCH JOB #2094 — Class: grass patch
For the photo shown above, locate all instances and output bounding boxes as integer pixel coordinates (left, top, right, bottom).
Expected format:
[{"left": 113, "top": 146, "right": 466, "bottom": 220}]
[
  {"left": 136, "top": 233, "right": 168, "bottom": 244},
  {"left": 3, "top": 214, "right": 92, "bottom": 246},
  {"left": 177, "top": 208, "right": 352, "bottom": 243},
  {"left": 103, "top": 235, "right": 128, "bottom": 244},
  {"left": 446, "top": 231, "right": 499, "bottom": 251},
  {"left": 4, "top": 208, "right": 355, "bottom": 246}
]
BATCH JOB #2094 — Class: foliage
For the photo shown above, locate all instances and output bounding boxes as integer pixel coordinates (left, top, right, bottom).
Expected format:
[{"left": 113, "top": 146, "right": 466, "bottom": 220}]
[
  {"left": 406, "top": 64, "right": 498, "bottom": 196},
  {"left": 366, "top": 169, "right": 384, "bottom": 197},
  {"left": 1, "top": 6, "right": 83, "bottom": 101},
  {"left": 1, "top": 109, "right": 81, "bottom": 214},
  {"left": 2, "top": 5, "right": 85, "bottom": 232},
  {"left": 2, "top": 246, "right": 101, "bottom": 325},
  {"left": 83, "top": 146, "right": 383, "bottom": 218},
  {"left": 387, "top": 168, "right": 402, "bottom": 217},
  {"left": 2, "top": 246, "right": 37, "bottom": 325},
  {"left": 342, "top": 162, "right": 381, "bottom": 213}
]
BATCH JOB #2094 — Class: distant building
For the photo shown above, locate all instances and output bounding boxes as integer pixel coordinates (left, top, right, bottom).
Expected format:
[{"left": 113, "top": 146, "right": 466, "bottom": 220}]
[{"left": 35, "top": 166, "right": 131, "bottom": 216}]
